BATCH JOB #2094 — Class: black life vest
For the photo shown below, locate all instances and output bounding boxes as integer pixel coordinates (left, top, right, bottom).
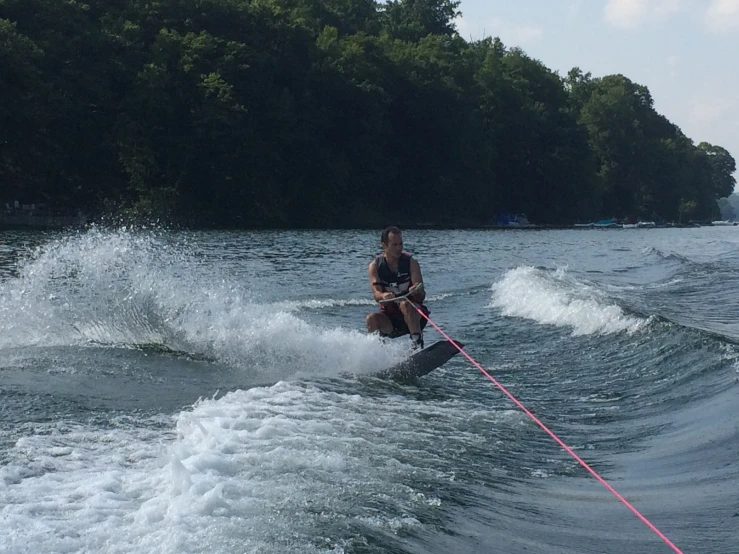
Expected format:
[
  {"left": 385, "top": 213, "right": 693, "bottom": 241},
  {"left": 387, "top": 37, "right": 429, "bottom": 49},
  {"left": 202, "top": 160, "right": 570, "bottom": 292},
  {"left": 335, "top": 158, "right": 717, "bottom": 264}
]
[{"left": 375, "top": 252, "right": 413, "bottom": 313}]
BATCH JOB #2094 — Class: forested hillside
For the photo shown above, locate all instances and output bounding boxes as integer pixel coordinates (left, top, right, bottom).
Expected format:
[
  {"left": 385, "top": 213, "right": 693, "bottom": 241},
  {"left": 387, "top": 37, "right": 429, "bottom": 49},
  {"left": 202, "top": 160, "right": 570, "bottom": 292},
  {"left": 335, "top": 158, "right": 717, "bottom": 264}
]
[{"left": 1, "top": 0, "right": 735, "bottom": 227}]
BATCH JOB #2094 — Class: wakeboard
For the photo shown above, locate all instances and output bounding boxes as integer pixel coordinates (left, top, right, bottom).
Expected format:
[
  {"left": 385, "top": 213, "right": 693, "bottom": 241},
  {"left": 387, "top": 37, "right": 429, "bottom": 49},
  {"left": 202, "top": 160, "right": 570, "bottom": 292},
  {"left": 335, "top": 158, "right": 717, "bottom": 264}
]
[{"left": 376, "top": 339, "right": 463, "bottom": 381}]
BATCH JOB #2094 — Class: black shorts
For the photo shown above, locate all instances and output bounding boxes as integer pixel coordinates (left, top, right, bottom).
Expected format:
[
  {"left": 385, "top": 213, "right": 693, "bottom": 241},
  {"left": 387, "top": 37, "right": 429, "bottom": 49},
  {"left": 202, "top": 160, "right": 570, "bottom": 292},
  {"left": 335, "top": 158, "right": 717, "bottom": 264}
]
[{"left": 382, "top": 305, "right": 430, "bottom": 338}]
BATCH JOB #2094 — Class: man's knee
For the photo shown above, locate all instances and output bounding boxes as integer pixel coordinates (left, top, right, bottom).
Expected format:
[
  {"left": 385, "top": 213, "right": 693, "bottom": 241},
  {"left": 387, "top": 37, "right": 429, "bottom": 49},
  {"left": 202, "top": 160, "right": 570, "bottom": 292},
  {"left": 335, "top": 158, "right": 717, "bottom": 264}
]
[
  {"left": 366, "top": 312, "right": 391, "bottom": 333},
  {"left": 399, "top": 301, "right": 418, "bottom": 319}
]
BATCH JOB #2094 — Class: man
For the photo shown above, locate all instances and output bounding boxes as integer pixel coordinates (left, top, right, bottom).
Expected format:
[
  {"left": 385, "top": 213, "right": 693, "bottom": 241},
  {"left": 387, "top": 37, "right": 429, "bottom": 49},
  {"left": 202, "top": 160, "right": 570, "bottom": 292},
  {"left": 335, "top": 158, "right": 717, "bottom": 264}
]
[{"left": 366, "top": 226, "right": 429, "bottom": 350}]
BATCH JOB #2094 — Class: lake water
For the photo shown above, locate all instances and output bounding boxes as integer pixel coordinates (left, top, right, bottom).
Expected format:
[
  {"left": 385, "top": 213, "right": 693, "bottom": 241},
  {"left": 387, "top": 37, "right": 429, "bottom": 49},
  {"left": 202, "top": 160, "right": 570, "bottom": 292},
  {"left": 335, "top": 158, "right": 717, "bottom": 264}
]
[{"left": 1, "top": 227, "right": 737, "bottom": 553}]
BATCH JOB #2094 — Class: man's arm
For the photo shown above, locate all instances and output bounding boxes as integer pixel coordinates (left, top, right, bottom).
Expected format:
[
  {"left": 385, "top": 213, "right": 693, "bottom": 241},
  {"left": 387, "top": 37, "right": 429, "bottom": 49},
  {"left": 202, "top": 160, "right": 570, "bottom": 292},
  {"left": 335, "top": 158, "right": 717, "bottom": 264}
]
[
  {"left": 368, "top": 261, "right": 392, "bottom": 302},
  {"left": 409, "top": 258, "right": 426, "bottom": 303}
]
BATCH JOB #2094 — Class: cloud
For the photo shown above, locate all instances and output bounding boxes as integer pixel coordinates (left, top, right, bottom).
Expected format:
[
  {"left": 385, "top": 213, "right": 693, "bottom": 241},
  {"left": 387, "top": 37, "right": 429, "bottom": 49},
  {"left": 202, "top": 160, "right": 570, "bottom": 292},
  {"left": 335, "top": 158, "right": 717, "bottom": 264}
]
[
  {"left": 455, "top": 15, "right": 543, "bottom": 44},
  {"left": 506, "top": 24, "right": 544, "bottom": 44},
  {"left": 604, "top": 0, "right": 687, "bottom": 28},
  {"left": 568, "top": 1, "right": 584, "bottom": 20},
  {"left": 689, "top": 97, "right": 733, "bottom": 127},
  {"left": 666, "top": 55, "right": 680, "bottom": 78},
  {"left": 605, "top": 0, "right": 648, "bottom": 27},
  {"left": 686, "top": 93, "right": 738, "bottom": 172},
  {"left": 706, "top": 0, "right": 739, "bottom": 31},
  {"left": 654, "top": 0, "right": 686, "bottom": 16}
]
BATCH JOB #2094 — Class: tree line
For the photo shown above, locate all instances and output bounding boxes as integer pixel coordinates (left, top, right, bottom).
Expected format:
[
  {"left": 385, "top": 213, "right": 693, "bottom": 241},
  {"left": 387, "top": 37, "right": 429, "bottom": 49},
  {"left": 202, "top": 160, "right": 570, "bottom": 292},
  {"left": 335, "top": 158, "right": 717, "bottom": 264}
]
[{"left": 1, "top": 0, "right": 736, "bottom": 227}]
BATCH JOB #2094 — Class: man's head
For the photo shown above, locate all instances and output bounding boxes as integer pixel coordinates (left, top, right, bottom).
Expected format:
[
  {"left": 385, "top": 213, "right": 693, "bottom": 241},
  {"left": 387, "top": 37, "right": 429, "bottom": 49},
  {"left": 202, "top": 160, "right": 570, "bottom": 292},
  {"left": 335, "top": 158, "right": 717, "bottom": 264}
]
[{"left": 381, "top": 226, "right": 403, "bottom": 259}]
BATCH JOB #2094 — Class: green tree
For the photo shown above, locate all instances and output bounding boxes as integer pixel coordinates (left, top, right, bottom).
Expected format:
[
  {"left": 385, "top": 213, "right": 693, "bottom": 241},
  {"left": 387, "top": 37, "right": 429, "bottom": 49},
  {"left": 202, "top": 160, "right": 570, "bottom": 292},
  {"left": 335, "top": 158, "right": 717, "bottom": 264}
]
[
  {"left": 1, "top": 0, "right": 735, "bottom": 228},
  {"left": 0, "top": 19, "right": 44, "bottom": 199},
  {"left": 698, "top": 142, "right": 737, "bottom": 200},
  {"left": 382, "top": 0, "right": 460, "bottom": 41}
]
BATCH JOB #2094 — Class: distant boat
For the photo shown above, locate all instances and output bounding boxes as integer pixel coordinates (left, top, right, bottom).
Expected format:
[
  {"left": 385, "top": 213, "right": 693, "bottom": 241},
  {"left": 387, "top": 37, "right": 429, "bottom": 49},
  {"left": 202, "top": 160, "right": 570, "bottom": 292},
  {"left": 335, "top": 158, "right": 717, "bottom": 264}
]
[
  {"left": 637, "top": 221, "right": 656, "bottom": 228},
  {"left": 573, "top": 222, "right": 594, "bottom": 228},
  {"left": 622, "top": 223, "right": 638, "bottom": 229},
  {"left": 711, "top": 220, "right": 736, "bottom": 226},
  {"left": 494, "top": 212, "right": 531, "bottom": 227},
  {"left": 594, "top": 219, "right": 620, "bottom": 228}
]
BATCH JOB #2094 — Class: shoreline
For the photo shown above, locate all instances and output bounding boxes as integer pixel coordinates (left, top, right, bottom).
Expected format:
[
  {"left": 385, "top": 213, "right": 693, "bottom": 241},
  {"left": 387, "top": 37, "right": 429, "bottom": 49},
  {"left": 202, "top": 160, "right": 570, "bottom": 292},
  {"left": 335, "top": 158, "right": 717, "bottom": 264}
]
[
  {"left": 0, "top": 219, "right": 727, "bottom": 232},
  {"left": 0, "top": 214, "right": 88, "bottom": 230}
]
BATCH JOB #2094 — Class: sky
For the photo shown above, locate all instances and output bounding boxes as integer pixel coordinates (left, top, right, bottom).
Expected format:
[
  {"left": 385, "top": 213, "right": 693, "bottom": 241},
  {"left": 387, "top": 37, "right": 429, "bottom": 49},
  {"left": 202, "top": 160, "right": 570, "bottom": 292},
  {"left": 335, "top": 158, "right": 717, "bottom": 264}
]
[{"left": 454, "top": 0, "right": 739, "bottom": 182}]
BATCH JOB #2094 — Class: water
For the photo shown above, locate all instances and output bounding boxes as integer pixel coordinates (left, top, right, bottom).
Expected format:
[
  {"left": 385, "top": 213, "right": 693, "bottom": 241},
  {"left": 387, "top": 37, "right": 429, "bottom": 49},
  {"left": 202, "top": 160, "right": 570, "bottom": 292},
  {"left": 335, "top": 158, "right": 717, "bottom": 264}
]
[{"left": 1, "top": 227, "right": 738, "bottom": 553}]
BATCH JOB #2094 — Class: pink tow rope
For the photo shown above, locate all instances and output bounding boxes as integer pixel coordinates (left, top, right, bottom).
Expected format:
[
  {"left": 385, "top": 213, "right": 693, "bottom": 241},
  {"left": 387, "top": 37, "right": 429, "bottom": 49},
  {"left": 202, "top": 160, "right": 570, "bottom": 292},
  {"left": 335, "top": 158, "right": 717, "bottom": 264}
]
[{"left": 411, "top": 302, "right": 683, "bottom": 554}]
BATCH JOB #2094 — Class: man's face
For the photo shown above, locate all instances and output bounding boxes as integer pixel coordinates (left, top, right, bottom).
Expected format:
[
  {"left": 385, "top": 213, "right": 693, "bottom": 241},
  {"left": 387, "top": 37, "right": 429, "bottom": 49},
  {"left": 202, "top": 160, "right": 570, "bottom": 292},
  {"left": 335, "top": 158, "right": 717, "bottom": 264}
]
[{"left": 383, "top": 232, "right": 403, "bottom": 258}]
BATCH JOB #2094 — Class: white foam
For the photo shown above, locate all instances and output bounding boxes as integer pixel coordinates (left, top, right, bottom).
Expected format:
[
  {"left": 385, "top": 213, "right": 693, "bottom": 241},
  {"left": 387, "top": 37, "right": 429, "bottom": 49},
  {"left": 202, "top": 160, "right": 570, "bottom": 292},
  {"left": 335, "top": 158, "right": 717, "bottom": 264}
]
[
  {"left": 270, "top": 293, "right": 454, "bottom": 313},
  {"left": 491, "top": 266, "right": 646, "bottom": 336},
  {"left": 271, "top": 297, "right": 375, "bottom": 311},
  {"left": 0, "top": 384, "right": 518, "bottom": 553},
  {"left": 0, "top": 228, "right": 179, "bottom": 349},
  {"left": 0, "top": 228, "right": 406, "bottom": 380}
]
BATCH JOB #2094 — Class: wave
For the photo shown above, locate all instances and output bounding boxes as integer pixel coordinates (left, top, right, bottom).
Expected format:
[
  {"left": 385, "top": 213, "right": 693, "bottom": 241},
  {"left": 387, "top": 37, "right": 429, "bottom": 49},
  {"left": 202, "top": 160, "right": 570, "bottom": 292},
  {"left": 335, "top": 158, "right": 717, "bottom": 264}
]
[
  {"left": 0, "top": 228, "right": 406, "bottom": 379},
  {"left": 270, "top": 292, "right": 455, "bottom": 312},
  {"left": 490, "top": 266, "right": 648, "bottom": 336},
  {"left": 640, "top": 245, "right": 693, "bottom": 264}
]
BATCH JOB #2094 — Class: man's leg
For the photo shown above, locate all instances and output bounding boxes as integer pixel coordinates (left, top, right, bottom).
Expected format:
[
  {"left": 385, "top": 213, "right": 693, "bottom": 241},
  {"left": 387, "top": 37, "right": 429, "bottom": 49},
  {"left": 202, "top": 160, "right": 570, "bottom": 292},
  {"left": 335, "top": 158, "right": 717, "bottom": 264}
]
[
  {"left": 399, "top": 301, "right": 422, "bottom": 335},
  {"left": 399, "top": 301, "right": 424, "bottom": 348},
  {"left": 366, "top": 311, "right": 394, "bottom": 335}
]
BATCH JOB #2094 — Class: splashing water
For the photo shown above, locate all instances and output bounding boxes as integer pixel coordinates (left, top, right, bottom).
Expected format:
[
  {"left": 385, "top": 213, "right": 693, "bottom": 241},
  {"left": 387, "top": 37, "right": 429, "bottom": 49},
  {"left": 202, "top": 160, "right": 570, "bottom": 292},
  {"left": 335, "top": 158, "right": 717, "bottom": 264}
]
[
  {"left": 0, "top": 228, "right": 404, "bottom": 379},
  {"left": 491, "top": 266, "right": 647, "bottom": 336}
]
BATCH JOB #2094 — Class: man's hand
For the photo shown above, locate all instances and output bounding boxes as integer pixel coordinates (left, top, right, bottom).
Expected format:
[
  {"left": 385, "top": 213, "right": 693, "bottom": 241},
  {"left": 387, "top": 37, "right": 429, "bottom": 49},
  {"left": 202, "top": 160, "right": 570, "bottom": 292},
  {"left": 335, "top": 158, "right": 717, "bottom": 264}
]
[
  {"left": 381, "top": 292, "right": 395, "bottom": 302},
  {"left": 397, "top": 298, "right": 412, "bottom": 309},
  {"left": 406, "top": 282, "right": 423, "bottom": 302}
]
